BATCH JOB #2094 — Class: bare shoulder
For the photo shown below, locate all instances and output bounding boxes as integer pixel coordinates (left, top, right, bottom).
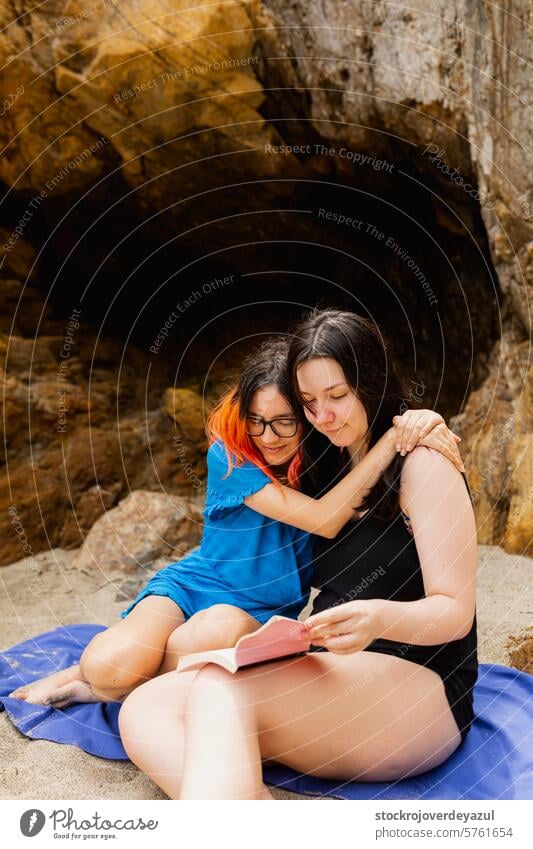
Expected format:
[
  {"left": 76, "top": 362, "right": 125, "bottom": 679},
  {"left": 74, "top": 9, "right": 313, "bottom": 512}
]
[
  {"left": 401, "top": 444, "right": 455, "bottom": 475},
  {"left": 400, "top": 446, "right": 465, "bottom": 511}
]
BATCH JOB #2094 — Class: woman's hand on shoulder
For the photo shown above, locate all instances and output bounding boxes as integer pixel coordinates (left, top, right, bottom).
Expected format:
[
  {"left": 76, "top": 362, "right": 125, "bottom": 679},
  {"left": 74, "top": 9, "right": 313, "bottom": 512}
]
[
  {"left": 392, "top": 409, "right": 464, "bottom": 473},
  {"left": 418, "top": 423, "right": 464, "bottom": 472},
  {"left": 304, "top": 600, "right": 382, "bottom": 654},
  {"left": 392, "top": 409, "right": 443, "bottom": 455}
]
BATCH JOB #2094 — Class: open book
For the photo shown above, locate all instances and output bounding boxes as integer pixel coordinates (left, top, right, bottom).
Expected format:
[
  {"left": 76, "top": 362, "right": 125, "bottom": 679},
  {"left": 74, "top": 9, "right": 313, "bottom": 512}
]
[{"left": 176, "top": 615, "right": 311, "bottom": 673}]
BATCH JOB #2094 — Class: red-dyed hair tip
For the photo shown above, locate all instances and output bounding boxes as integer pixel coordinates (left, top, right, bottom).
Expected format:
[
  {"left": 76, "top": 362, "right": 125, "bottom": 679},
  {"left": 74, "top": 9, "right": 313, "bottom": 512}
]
[{"left": 206, "top": 388, "right": 301, "bottom": 488}]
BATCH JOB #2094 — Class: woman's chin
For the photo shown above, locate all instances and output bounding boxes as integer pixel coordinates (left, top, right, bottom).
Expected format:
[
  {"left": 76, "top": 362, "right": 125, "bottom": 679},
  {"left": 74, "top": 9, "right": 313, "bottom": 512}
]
[
  {"left": 260, "top": 449, "right": 294, "bottom": 466},
  {"left": 323, "top": 428, "right": 358, "bottom": 449},
  {"left": 323, "top": 428, "right": 349, "bottom": 445}
]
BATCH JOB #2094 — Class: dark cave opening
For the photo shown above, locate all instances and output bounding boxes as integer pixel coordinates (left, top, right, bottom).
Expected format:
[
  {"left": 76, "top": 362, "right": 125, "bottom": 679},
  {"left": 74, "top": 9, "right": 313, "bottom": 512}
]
[
  {"left": 0, "top": 113, "right": 507, "bottom": 565},
  {"left": 2, "top": 136, "right": 501, "bottom": 420}
]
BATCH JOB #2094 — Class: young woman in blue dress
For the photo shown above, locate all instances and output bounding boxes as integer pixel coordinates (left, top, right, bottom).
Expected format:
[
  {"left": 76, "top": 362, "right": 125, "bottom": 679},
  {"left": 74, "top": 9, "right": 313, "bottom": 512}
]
[
  {"left": 9, "top": 336, "right": 461, "bottom": 709},
  {"left": 117, "top": 311, "right": 476, "bottom": 799}
]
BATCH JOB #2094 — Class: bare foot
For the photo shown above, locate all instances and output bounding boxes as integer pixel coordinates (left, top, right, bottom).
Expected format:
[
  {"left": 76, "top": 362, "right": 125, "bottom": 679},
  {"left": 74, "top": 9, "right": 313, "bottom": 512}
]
[
  {"left": 9, "top": 663, "right": 82, "bottom": 705},
  {"left": 39, "top": 679, "right": 105, "bottom": 709},
  {"left": 10, "top": 676, "right": 130, "bottom": 709},
  {"left": 8, "top": 664, "right": 124, "bottom": 709}
]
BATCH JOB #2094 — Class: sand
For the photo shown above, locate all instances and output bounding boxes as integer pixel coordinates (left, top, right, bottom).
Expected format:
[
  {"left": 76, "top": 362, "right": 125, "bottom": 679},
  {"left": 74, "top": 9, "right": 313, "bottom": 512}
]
[{"left": 1, "top": 544, "right": 531, "bottom": 800}]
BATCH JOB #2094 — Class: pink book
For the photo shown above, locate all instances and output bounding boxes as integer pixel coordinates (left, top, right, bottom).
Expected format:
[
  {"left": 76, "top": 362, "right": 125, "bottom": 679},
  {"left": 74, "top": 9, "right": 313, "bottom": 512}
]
[{"left": 176, "top": 616, "right": 311, "bottom": 673}]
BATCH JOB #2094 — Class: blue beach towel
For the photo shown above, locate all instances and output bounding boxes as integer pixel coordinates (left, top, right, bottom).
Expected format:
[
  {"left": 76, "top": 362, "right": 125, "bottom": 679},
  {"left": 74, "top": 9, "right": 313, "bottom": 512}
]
[{"left": 1, "top": 625, "right": 532, "bottom": 799}]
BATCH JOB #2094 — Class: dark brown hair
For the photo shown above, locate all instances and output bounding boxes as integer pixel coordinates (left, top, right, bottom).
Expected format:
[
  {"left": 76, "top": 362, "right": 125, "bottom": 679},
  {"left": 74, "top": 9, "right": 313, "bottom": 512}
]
[
  {"left": 207, "top": 336, "right": 301, "bottom": 487},
  {"left": 286, "top": 308, "right": 407, "bottom": 519}
]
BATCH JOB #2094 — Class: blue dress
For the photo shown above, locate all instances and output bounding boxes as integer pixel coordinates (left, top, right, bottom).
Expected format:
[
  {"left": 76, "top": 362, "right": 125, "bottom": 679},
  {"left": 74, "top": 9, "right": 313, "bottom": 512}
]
[{"left": 120, "top": 440, "right": 314, "bottom": 624}]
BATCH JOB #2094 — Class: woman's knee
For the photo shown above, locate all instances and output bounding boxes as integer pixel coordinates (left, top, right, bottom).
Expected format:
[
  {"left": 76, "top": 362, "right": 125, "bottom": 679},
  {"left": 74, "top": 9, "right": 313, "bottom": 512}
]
[
  {"left": 80, "top": 631, "right": 152, "bottom": 691},
  {"left": 118, "top": 675, "right": 169, "bottom": 758},
  {"left": 185, "top": 664, "right": 248, "bottom": 711},
  {"left": 165, "top": 622, "right": 194, "bottom": 656},
  {"left": 118, "top": 699, "right": 158, "bottom": 769},
  {"left": 195, "top": 604, "right": 259, "bottom": 641},
  {"left": 118, "top": 685, "right": 149, "bottom": 752},
  {"left": 166, "top": 605, "right": 260, "bottom": 655},
  {"left": 202, "top": 603, "right": 255, "bottom": 621},
  {"left": 119, "top": 671, "right": 199, "bottom": 760}
]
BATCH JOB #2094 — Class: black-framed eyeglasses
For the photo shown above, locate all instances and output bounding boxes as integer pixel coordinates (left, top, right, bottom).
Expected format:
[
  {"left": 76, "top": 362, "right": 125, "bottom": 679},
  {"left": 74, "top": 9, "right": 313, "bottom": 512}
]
[{"left": 245, "top": 416, "right": 299, "bottom": 438}]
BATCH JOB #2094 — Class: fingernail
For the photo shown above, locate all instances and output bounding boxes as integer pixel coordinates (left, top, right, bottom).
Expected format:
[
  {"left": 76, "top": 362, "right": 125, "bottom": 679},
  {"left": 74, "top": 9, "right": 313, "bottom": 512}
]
[
  {"left": 407, "top": 444, "right": 413, "bottom": 451},
  {"left": 401, "top": 449, "right": 406, "bottom": 456}
]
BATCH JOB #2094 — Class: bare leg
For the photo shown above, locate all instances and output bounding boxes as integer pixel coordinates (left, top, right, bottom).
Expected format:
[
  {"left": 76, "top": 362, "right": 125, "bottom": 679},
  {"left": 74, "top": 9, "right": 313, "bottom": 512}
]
[
  {"left": 9, "top": 602, "right": 260, "bottom": 708},
  {"left": 174, "top": 651, "right": 462, "bottom": 799},
  {"left": 9, "top": 596, "right": 186, "bottom": 708},
  {"left": 179, "top": 666, "right": 265, "bottom": 799},
  {"left": 118, "top": 605, "right": 264, "bottom": 799},
  {"left": 157, "top": 604, "right": 261, "bottom": 675},
  {"left": 118, "top": 670, "right": 198, "bottom": 798},
  {"left": 118, "top": 670, "right": 273, "bottom": 800}
]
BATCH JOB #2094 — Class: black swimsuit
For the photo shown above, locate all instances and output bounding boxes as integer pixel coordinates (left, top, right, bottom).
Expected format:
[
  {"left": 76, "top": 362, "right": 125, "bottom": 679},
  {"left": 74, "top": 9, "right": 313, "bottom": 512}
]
[{"left": 309, "top": 507, "right": 478, "bottom": 743}]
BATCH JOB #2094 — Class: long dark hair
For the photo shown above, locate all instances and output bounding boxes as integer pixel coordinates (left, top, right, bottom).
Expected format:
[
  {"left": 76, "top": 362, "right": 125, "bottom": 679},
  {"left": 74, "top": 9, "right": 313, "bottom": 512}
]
[
  {"left": 207, "top": 336, "right": 301, "bottom": 486},
  {"left": 286, "top": 309, "right": 407, "bottom": 519},
  {"left": 234, "top": 336, "right": 294, "bottom": 420}
]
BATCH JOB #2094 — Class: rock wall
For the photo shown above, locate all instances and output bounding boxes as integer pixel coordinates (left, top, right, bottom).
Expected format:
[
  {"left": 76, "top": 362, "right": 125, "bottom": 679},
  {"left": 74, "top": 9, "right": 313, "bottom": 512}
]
[
  {"left": 1, "top": 0, "right": 531, "bottom": 556},
  {"left": 252, "top": 0, "right": 532, "bottom": 551},
  {"left": 254, "top": 0, "right": 532, "bottom": 331},
  {"left": 0, "top": 237, "right": 210, "bottom": 565}
]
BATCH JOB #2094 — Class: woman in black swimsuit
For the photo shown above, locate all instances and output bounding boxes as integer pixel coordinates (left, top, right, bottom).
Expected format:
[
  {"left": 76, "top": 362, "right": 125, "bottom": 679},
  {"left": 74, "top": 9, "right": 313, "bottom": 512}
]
[
  {"left": 118, "top": 309, "right": 477, "bottom": 799},
  {"left": 294, "top": 311, "right": 478, "bottom": 748}
]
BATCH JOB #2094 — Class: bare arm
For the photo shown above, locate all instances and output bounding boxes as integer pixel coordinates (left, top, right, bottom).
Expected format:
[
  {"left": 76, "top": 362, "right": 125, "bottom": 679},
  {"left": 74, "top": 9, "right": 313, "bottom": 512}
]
[
  {"left": 304, "top": 446, "right": 477, "bottom": 651},
  {"left": 372, "top": 446, "right": 477, "bottom": 642},
  {"left": 244, "top": 410, "right": 463, "bottom": 539},
  {"left": 244, "top": 427, "right": 398, "bottom": 538}
]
